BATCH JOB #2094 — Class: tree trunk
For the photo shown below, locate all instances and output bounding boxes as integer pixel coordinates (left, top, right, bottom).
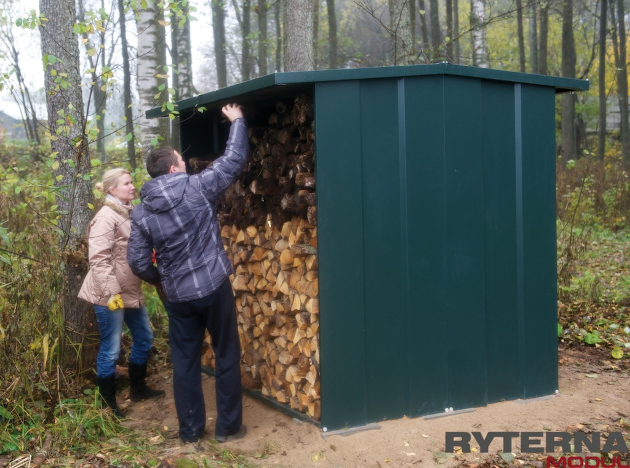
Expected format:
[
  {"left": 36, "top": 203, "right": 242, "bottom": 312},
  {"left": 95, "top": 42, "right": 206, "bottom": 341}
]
[
  {"left": 242, "top": 0, "right": 253, "bottom": 80},
  {"left": 118, "top": 0, "right": 136, "bottom": 168},
  {"left": 529, "top": 2, "right": 538, "bottom": 73},
  {"left": 446, "top": 0, "right": 453, "bottom": 61},
  {"left": 453, "top": 0, "right": 459, "bottom": 63},
  {"left": 275, "top": 0, "right": 282, "bottom": 71},
  {"left": 418, "top": 0, "right": 429, "bottom": 52},
  {"left": 617, "top": 0, "right": 629, "bottom": 165},
  {"left": 173, "top": 6, "right": 194, "bottom": 97},
  {"left": 516, "top": 0, "right": 525, "bottom": 72},
  {"left": 429, "top": 0, "right": 440, "bottom": 59},
  {"left": 211, "top": 0, "right": 228, "bottom": 87},
  {"left": 327, "top": 0, "right": 337, "bottom": 68},
  {"left": 313, "top": 0, "right": 320, "bottom": 68},
  {"left": 538, "top": 0, "right": 549, "bottom": 75},
  {"left": 258, "top": 0, "right": 268, "bottom": 75},
  {"left": 389, "top": 0, "right": 413, "bottom": 64},
  {"left": 561, "top": 0, "right": 576, "bottom": 162},
  {"left": 470, "top": 0, "right": 489, "bottom": 67},
  {"left": 598, "top": 0, "right": 607, "bottom": 161},
  {"left": 39, "top": 0, "right": 97, "bottom": 373},
  {"left": 284, "top": 0, "right": 314, "bottom": 71},
  {"left": 136, "top": 1, "right": 169, "bottom": 151}
]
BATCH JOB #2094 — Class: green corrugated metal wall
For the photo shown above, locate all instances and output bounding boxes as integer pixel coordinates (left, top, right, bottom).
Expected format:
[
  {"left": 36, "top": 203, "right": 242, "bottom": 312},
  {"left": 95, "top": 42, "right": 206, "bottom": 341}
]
[{"left": 316, "top": 76, "right": 558, "bottom": 431}]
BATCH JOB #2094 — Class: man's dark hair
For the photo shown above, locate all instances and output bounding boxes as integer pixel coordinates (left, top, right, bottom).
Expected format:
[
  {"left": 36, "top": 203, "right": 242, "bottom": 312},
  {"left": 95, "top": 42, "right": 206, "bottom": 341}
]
[{"left": 146, "top": 146, "right": 180, "bottom": 178}]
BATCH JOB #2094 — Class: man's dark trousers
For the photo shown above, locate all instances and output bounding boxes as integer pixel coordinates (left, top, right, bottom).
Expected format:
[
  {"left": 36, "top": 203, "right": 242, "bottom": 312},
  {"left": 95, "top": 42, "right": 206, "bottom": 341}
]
[{"left": 165, "top": 278, "right": 242, "bottom": 442}]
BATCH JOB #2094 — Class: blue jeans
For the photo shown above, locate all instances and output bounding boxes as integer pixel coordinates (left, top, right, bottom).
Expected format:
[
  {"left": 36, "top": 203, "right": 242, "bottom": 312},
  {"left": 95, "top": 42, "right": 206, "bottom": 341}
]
[{"left": 93, "top": 305, "right": 154, "bottom": 378}]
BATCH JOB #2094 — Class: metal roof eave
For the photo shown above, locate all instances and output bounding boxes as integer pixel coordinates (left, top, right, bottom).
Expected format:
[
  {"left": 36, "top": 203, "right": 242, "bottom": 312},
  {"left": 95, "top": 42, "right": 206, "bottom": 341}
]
[{"left": 146, "top": 63, "right": 589, "bottom": 119}]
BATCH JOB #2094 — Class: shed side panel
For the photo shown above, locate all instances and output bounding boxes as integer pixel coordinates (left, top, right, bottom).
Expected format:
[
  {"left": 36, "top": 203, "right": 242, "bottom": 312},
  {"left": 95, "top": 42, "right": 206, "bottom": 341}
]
[
  {"left": 443, "top": 76, "right": 488, "bottom": 409},
  {"left": 359, "top": 79, "right": 406, "bottom": 422},
  {"left": 482, "top": 81, "right": 522, "bottom": 402},
  {"left": 520, "top": 84, "right": 558, "bottom": 397},
  {"left": 403, "top": 76, "right": 449, "bottom": 416},
  {"left": 315, "top": 81, "right": 368, "bottom": 430}
]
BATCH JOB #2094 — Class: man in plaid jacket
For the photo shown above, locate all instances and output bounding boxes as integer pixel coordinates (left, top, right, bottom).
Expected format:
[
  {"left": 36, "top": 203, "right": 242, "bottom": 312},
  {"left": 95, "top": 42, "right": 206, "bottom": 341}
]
[{"left": 127, "top": 103, "right": 248, "bottom": 444}]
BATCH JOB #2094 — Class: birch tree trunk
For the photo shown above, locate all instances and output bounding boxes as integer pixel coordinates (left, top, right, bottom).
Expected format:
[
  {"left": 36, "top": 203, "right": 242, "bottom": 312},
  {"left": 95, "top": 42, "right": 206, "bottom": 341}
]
[
  {"left": 119, "top": 0, "right": 136, "bottom": 168},
  {"left": 136, "top": 1, "right": 169, "bottom": 152},
  {"left": 516, "top": 0, "right": 525, "bottom": 72},
  {"left": 39, "top": 0, "right": 97, "bottom": 372},
  {"left": 172, "top": 6, "right": 194, "bottom": 98},
  {"left": 561, "top": 0, "right": 576, "bottom": 162},
  {"left": 389, "top": 0, "right": 413, "bottom": 64},
  {"left": 258, "top": 0, "right": 268, "bottom": 75},
  {"left": 211, "top": 0, "right": 227, "bottom": 87},
  {"left": 470, "top": 0, "right": 489, "bottom": 67},
  {"left": 284, "top": 0, "right": 314, "bottom": 71},
  {"left": 598, "top": 0, "right": 607, "bottom": 162},
  {"left": 327, "top": 0, "right": 337, "bottom": 68}
]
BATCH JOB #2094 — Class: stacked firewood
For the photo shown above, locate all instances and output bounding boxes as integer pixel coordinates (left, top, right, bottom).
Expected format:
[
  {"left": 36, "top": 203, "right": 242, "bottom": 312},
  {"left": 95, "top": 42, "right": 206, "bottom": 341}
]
[{"left": 197, "top": 96, "right": 321, "bottom": 420}]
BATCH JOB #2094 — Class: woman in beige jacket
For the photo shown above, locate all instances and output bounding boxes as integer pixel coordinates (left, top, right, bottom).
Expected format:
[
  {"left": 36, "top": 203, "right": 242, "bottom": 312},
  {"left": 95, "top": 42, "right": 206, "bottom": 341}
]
[{"left": 79, "top": 168, "right": 163, "bottom": 416}]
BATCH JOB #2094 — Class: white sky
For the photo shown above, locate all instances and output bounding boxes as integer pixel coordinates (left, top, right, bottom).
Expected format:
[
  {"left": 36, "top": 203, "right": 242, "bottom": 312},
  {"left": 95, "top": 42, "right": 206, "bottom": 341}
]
[{"left": 0, "top": 0, "right": 216, "bottom": 120}]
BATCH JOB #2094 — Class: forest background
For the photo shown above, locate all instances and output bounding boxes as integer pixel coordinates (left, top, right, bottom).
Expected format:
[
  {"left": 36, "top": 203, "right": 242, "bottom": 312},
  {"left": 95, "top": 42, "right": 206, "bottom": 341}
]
[{"left": 1, "top": 0, "right": 630, "bottom": 463}]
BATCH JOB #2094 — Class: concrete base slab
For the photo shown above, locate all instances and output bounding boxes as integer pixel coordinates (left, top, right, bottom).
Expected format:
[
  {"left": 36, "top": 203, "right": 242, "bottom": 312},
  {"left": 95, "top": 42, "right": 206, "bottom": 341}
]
[
  {"left": 423, "top": 408, "right": 476, "bottom": 420},
  {"left": 321, "top": 423, "right": 381, "bottom": 438}
]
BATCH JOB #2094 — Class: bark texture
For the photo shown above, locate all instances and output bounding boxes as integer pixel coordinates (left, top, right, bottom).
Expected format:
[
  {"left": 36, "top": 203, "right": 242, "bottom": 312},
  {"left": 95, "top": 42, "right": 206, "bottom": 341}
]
[
  {"left": 119, "top": 0, "right": 136, "bottom": 167},
  {"left": 258, "top": 0, "right": 268, "bottom": 75},
  {"left": 327, "top": 0, "right": 337, "bottom": 68},
  {"left": 284, "top": 0, "right": 314, "bottom": 71},
  {"left": 211, "top": 0, "right": 228, "bottom": 87},
  {"left": 598, "top": 0, "right": 607, "bottom": 161},
  {"left": 39, "top": 0, "right": 97, "bottom": 372},
  {"left": 470, "top": 0, "right": 488, "bottom": 67},
  {"left": 136, "top": 0, "right": 169, "bottom": 152},
  {"left": 561, "top": 0, "right": 576, "bottom": 162},
  {"left": 389, "top": 0, "right": 413, "bottom": 64}
]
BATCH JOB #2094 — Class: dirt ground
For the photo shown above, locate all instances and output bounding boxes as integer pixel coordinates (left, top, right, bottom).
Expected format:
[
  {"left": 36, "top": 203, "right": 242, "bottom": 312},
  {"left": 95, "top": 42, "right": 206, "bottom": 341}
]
[{"left": 119, "top": 344, "right": 630, "bottom": 467}]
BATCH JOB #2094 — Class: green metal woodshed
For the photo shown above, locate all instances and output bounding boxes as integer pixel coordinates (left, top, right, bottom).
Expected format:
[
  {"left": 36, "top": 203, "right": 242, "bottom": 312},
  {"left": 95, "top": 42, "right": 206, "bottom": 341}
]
[{"left": 147, "top": 63, "right": 589, "bottom": 432}]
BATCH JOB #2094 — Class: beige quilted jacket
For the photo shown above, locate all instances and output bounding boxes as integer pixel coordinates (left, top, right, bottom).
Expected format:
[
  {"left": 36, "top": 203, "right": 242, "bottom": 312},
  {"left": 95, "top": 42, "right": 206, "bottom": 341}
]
[{"left": 78, "top": 201, "right": 144, "bottom": 308}]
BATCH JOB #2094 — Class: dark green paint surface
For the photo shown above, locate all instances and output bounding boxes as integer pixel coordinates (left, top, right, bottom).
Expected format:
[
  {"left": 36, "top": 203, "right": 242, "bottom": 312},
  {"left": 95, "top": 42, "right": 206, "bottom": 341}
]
[{"left": 168, "top": 69, "right": 574, "bottom": 431}]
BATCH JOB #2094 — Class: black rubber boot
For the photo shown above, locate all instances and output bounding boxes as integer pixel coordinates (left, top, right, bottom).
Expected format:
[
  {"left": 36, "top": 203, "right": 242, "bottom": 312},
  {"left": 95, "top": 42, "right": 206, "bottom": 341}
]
[
  {"left": 129, "top": 362, "right": 165, "bottom": 402},
  {"left": 96, "top": 374, "right": 124, "bottom": 418}
]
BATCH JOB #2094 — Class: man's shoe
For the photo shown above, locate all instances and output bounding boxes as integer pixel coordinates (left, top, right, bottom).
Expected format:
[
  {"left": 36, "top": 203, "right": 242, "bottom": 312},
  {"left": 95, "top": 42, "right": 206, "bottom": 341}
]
[
  {"left": 215, "top": 425, "right": 247, "bottom": 443},
  {"left": 129, "top": 362, "right": 165, "bottom": 402}
]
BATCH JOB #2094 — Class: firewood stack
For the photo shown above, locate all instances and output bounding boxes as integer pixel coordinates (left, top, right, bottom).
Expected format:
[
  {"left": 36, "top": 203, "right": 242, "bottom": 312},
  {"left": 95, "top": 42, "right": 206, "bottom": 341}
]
[{"left": 197, "top": 95, "right": 321, "bottom": 420}]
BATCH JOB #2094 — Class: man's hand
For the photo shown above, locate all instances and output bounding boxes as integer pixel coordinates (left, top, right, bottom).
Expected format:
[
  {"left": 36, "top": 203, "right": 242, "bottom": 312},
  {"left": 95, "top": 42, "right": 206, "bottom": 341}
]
[
  {"left": 222, "top": 103, "right": 243, "bottom": 122},
  {"left": 107, "top": 294, "right": 124, "bottom": 311}
]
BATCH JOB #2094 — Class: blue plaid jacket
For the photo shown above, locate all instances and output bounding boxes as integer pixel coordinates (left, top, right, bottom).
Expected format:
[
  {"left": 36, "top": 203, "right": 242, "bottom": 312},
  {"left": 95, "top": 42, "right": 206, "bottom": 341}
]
[{"left": 127, "top": 118, "right": 248, "bottom": 303}]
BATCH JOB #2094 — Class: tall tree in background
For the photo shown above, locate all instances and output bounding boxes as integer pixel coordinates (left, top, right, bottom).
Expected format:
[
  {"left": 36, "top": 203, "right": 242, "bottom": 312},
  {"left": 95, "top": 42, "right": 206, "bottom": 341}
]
[
  {"left": 598, "top": 0, "right": 607, "bottom": 161},
  {"left": 516, "top": 0, "right": 525, "bottom": 71},
  {"left": 77, "top": 0, "right": 109, "bottom": 161},
  {"left": 561, "top": 0, "right": 576, "bottom": 162},
  {"left": 389, "top": 0, "right": 413, "bottom": 63},
  {"left": 211, "top": 0, "right": 227, "bottom": 87},
  {"left": 538, "top": 0, "right": 549, "bottom": 74},
  {"left": 118, "top": 0, "right": 136, "bottom": 168},
  {"left": 242, "top": 0, "right": 252, "bottom": 80},
  {"left": 327, "top": 0, "right": 337, "bottom": 68},
  {"left": 39, "top": 0, "right": 97, "bottom": 370},
  {"left": 446, "top": 0, "right": 453, "bottom": 61},
  {"left": 453, "top": 0, "right": 459, "bottom": 63},
  {"left": 258, "top": 0, "right": 268, "bottom": 75},
  {"left": 171, "top": 3, "right": 194, "bottom": 151},
  {"left": 284, "top": 0, "right": 314, "bottom": 71},
  {"left": 470, "top": 0, "right": 489, "bottom": 67},
  {"left": 615, "top": 0, "right": 629, "bottom": 164},
  {"left": 417, "top": 0, "right": 429, "bottom": 52},
  {"left": 529, "top": 2, "right": 538, "bottom": 73},
  {"left": 429, "top": 0, "right": 440, "bottom": 57},
  {"left": 313, "top": 0, "right": 319, "bottom": 68},
  {"left": 136, "top": 1, "right": 169, "bottom": 151},
  {"left": 275, "top": 1, "right": 282, "bottom": 71}
]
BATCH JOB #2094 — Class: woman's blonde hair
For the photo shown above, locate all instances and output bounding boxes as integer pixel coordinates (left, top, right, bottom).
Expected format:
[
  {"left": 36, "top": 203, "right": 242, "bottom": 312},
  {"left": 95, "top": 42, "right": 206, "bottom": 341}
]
[{"left": 95, "top": 168, "right": 131, "bottom": 194}]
